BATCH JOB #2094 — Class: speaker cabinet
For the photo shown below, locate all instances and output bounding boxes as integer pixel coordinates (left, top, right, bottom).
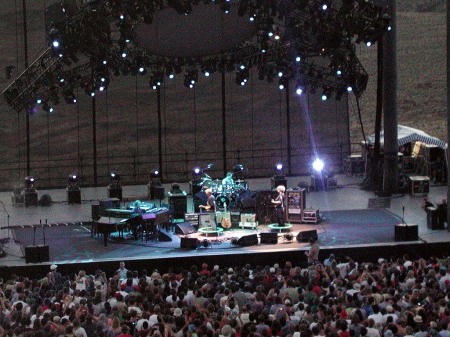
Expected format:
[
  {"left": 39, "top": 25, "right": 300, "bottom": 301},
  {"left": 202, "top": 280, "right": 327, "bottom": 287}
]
[
  {"left": 25, "top": 245, "right": 49, "bottom": 263},
  {"left": 395, "top": 225, "right": 418, "bottom": 241},
  {"left": 271, "top": 176, "right": 287, "bottom": 189},
  {"left": 230, "top": 211, "right": 241, "bottom": 227},
  {"left": 91, "top": 204, "right": 100, "bottom": 221},
  {"left": 237, "top": 234, "right": 258, "bottom": 246},
  {"left": 260, "top": 232, "right": 278, "bottom": 244},
  {"left": 151, "top": 186, "right": 166, "bottom": 200},
  {"left": 180, "top": 237, "right": 199, "bottom": 249},
  {"left": 168, "top": 195, "right": 187, "bottom": 219},
  {"left": 37, "top": 245, "right": 50, "bottom": 262},
  {"left": 25, "top": 246, "right": 39, "bottom": 263},
  {"left": 175, "top": 222, "right": 197, "bottom": 235},
  {"left": 108, "top": 186, "right": 122, "bottom": 201},
  {"left": 297, "top": 230, "right": 318, "bottom": 242},
  {"left": 24, "top": 191, "right": 39, "bottom": 207},
  {"left": 67, "top": 188, "right": 81, "bottom": 204}
]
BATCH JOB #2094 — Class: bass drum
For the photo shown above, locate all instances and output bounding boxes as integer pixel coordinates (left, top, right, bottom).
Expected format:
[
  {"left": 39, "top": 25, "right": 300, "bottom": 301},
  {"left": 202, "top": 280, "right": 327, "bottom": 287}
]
[{"left": 215, "top": 194, "right": 230, "bottom": 209}]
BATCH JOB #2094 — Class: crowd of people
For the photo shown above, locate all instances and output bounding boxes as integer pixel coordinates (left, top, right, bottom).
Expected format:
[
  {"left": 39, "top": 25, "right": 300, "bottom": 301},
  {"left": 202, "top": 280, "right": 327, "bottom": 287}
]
[{"left": 0, "top": 254, "right": 449, "bottom": 337}]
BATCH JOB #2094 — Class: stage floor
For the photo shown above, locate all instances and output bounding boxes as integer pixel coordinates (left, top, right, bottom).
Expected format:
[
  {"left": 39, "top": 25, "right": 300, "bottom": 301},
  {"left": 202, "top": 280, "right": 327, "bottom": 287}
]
[{"left": 0, "top": 175, "right": 448, "bottom": 269}]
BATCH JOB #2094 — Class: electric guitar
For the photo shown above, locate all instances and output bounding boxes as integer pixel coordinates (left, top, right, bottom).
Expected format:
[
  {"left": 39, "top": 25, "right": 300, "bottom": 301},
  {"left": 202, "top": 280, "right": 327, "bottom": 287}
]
[{"left": 221, "top": 216, "right": 232, "bottom": 229}]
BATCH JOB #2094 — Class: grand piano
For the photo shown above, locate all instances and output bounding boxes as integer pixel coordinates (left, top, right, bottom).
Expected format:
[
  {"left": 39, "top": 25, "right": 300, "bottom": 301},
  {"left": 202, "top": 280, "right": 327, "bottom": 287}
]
[{"left": 94, "top": 206, "right": 171, "bottom": 247}]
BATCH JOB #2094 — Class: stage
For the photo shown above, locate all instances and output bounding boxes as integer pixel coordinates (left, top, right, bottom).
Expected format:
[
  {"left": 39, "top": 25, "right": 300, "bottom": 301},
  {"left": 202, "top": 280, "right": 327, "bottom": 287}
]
[{"left": 0, "top": 175, "right": 448, "bottom": 278}]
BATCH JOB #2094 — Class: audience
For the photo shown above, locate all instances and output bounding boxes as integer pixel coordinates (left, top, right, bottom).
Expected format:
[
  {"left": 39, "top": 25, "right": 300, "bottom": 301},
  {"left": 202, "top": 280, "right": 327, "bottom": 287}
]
[{"left": 0, "top": 254, "right": 449, "bottom": 337}]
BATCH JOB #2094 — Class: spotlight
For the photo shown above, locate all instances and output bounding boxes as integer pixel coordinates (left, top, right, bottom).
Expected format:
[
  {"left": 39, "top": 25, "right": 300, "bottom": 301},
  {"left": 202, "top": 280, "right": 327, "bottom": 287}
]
[
  {"left": 150, "top": 169, "right": 160, "bottom": 178},
  {"left": 25, "top": 176, "right": 35, "bottom": 189},
  {"left": 192, "top": 166, "right": 202, "bottom": 181},
  {"left": 150, "top": 71, "right": 164, "bottom": 90},
  {"left": 233, "top": 164, "right": 246, "bottom": 180},
  {"left": 68, "top": 173, "right": 78, "bottom": 187},
  {"left": 201, "top": 239, "right": 210, "bottom": 248},
  {"left": 42, "top": 102, "right": 54, "bottom": 113},
  {"left": 184, "top": 69, "right": 198, "bottom": 88},
  {"left": 109, "top": 171, "right": 120, "bottom": 184},
  {"left": 321, "top": 86, "right": 333, "bottom": 101},
  {"left": 220, "top": 0, "right": 231, "bottom": 13},
  {"left": 312, "top": 158, "right": 325, "bottom": 173},
  {"left": 283, "top": 233, "right": 293, "bottom": 242},
  {"left": 274, "top": 163, "right": 284, "bottom": 176}
]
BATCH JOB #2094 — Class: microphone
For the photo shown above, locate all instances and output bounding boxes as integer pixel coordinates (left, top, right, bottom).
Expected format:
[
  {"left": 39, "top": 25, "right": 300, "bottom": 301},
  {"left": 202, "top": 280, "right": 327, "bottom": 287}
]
[{"left": 402, "top": 206, "right": 407, "bottom": 226}]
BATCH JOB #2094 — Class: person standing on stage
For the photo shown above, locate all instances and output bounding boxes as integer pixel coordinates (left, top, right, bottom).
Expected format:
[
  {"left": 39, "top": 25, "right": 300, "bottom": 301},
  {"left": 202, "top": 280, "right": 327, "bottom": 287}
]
[
  {"left": 199, "top": 188, "right": 217, "bottom": 230},
  {"left": 271, "top": 185, "right": 286, "bottom": 226}
]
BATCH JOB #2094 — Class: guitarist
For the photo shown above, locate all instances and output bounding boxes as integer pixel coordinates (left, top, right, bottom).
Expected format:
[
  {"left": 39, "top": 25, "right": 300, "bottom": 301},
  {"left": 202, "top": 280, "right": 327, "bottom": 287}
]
[
  {"left": 199, "top": 188, "right": 217, "bottom": 230},
  {"left": 271, "top": 185, "right": 286, "bottom": 227}
]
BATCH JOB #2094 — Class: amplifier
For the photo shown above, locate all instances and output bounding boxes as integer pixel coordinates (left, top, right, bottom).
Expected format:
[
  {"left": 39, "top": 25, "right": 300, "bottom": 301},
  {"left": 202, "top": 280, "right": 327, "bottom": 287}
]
[
  {"left": 230, "top": 211, "right": 241, "bottom": 227},
  {"left": 241, "top": 213, "right": 256, "bottom": 222},
  {"left": 184, "top": 212, "right": 199, "bottom": 224},
  {"left": 302, "top": 209, "right": 320, "bottom": 224}
]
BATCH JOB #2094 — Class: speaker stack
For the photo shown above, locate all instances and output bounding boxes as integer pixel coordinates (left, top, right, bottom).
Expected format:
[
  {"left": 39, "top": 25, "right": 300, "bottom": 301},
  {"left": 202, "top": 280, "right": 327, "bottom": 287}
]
[
  {"left": 25, "top": 245, "right": 49, "bottom": 263},
  {"left": 394, "top": 225, "right": 418, "bottom": 241}
]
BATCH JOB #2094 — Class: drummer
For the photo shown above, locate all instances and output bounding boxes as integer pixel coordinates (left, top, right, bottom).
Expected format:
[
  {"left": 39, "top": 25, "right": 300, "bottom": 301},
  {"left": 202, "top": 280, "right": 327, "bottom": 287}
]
[{"left": 221, "top": 172, "right": 234, "bottom": 192}]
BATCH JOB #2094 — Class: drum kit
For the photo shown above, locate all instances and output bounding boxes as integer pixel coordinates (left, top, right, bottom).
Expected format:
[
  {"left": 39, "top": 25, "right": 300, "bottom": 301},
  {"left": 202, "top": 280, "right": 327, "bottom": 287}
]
[{"left": 198, "top": 174, "right": 249, "bottom": 209}]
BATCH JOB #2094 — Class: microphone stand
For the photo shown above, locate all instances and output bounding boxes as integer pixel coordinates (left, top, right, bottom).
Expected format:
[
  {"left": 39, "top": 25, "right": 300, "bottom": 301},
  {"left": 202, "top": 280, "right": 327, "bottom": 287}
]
[
  {"left": 402, "top": 206, "right": 407, "bottom": 226},
  {"left": 0, "top": 201, "right": 11, "bottom": 241}
]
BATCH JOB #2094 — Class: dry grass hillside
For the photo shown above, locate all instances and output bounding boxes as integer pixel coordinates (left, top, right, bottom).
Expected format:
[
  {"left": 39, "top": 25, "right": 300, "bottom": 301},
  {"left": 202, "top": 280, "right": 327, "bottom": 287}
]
[{"left": 351, "top": 2, "right": 447, "bottom": 145}]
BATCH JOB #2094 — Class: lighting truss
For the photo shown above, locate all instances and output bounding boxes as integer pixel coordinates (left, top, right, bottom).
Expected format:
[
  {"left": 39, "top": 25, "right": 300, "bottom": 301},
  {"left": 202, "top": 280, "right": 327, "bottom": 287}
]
[{"left": 2, "top": 0, "right": 390, "bottom": 113}]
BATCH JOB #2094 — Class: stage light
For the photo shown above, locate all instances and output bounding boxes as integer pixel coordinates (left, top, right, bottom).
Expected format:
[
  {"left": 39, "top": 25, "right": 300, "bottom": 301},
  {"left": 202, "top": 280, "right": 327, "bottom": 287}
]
[
  {"left": 192, "top": 166, "right": 202, "bottom": 180},
  {"left": 312, "top": 158, "right": 325, "bottom": 173},
  {"left": 278, "top": 77, "right": 288, "bottom": 90},
  {"left": 274, "top": 163, "right": 284, "bottom": 176},
  {"left": 184, "top": 69, "right": 198, "bottom": 88},
  {"left": 220, "top": 0, "right": 231, "bottom": 13},
  {"left": 25, "top": 176, "right": 35, "bottom": 189},
  {"left": 201, "top": 239, "right": 210, "bottom": 248},
  {"left": 42, "top": 102, "right": 54, "bottom": 113},
  {"left": 321, "top": 86, "right": 333, "bottom": 101},
  {"left": 36, "top": 98, "right": 42, "bottom": 104},
  {"left": 150, "top": 71, "right": 164, "bottom": 90},
  {"left": 68, "top": 173, "right": 78, "bottom": 186},
  {"left": 295, "top": 56, "right": 301, "bottom": 62},
  {"left": 347, "top": 86, "right": 353, "bottom": 93},
  {"left": 110, "top": 171, "right": 120, "bottom": 184},
  {"left": 284, "top": 233, "right": 293, "bottom": 242},
  {"left": 150, "top": 169, "right": 160, "bottom": 178}
]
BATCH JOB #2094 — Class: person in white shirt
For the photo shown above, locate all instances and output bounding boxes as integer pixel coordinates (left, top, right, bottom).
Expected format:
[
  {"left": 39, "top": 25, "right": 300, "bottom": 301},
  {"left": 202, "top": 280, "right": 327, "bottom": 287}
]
[{"left": 367, "top": 305, "right": 384, "bottom": 324}]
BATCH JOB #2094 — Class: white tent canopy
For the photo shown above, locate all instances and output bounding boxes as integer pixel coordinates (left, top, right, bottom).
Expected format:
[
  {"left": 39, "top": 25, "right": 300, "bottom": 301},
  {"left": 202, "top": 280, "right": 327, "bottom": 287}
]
[{"left": 366, "top": 125, "right": 446, "bottom": 149}]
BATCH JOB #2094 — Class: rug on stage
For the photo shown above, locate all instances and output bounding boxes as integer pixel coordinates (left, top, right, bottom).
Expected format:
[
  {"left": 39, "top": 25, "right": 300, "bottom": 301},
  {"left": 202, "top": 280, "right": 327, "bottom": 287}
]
[
  {"left": 11, "top": 209, "right": 402, "bottom": 262},
  {"left": 317, "top": 208, "right": 402, "bottom": 246}
]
